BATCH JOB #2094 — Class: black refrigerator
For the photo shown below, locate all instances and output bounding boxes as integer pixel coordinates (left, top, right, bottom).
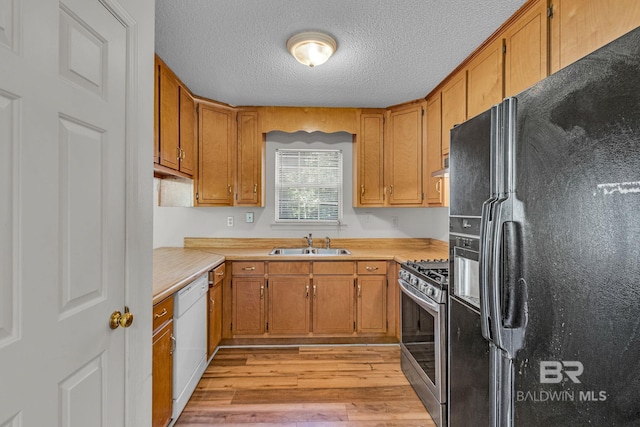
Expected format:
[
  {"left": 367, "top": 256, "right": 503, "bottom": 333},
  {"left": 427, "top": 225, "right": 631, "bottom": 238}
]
[{"left": 449, "top": 26, "right": 640, "bottom": 426}]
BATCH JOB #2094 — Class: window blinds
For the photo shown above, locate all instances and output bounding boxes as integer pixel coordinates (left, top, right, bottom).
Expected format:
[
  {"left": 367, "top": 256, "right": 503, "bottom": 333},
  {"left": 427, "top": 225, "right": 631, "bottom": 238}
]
[{"left": 275, "top": 149, "right": 343, "bottom": 222}]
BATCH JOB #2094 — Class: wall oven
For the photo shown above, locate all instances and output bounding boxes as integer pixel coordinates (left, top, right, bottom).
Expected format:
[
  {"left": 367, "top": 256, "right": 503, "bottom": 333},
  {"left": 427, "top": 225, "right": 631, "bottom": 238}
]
[{"left": 398, "top": 259, "right": 448, "bottom": 427}]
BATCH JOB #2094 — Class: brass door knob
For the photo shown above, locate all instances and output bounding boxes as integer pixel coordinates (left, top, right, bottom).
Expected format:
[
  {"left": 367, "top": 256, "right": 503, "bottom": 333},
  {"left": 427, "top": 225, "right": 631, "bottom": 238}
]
[{"left": 110, "top": 306, "right": 134, "bottom": 329}]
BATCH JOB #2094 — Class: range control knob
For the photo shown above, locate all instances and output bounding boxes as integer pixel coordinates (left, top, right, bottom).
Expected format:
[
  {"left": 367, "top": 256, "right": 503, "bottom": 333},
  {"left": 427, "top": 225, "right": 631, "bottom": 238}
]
[
  {"left": 427, "top": 287, "right": 435, "bottom": 296},
  {"left": 410, "top": 276, "right": 418, "bottom": 286}
]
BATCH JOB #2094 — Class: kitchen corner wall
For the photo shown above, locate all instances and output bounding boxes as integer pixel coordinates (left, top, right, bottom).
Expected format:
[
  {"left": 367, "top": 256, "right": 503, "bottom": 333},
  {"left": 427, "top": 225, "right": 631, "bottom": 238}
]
[{"left": 153, "top": 131, "right": 449, "bottom": 248}]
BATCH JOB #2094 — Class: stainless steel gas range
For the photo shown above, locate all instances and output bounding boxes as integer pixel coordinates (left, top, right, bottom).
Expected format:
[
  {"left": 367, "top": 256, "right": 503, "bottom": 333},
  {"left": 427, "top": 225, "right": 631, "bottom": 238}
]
[{"left": 398, "top": 259, "right": 449, "bottom": 427}]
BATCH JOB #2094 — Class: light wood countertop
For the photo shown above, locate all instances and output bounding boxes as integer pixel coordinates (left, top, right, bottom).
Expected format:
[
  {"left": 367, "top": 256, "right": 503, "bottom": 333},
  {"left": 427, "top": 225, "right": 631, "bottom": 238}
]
[
  {"left": 153, "top": 239, "right": 449, "bottom": 304},
  {"left": 184, "top": 238, "right": 449, "bottom": 264},
  {"left": 153, "top": 247, "right": 225, "bottom": 305}
]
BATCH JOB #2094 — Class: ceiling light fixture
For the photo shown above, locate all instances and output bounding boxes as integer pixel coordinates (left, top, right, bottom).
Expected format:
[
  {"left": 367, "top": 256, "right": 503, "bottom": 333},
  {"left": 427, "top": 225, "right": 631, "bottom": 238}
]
[{"left": 287, "top": 31, "right": 337, "bottom": 68}]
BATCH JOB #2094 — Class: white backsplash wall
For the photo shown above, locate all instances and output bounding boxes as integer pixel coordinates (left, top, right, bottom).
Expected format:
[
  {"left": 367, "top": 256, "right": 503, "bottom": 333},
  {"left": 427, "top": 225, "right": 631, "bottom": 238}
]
[{"left": 153, "top": 131, "right": 449, "bottom": 248}]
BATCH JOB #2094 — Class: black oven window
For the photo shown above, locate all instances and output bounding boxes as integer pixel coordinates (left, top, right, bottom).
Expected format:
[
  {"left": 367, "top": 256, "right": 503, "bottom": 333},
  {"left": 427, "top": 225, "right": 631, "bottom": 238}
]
[{"left": 401, "top": 293, "right": 436, "bottom": 382}]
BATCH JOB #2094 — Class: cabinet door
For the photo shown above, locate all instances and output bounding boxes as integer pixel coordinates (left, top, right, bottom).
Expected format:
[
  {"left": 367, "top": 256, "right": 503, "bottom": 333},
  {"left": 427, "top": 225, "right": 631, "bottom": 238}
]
[
  {"left": 154, "top": 57, "right": 160, "bottom": 163},
  {"left": 312, "top": 276, "right": 355, "bottom": 334},
  {"left": 441, "top": 72, "right": 467, "bottom": 156},
  {"left": 386, "top": 104, "right": 424, "bottom": 206},
  {"left": 268, "top": 277, "right": 311, "bottom": 334},
  {"left": 357, "top": 111, "right": 385, "bottom": 206},
  {"left": 466, "top": 37, "right": 504, "bottom": 119},
  {"left": 196, "top": 103, "right": 236, "bottom": 206},
  {"left": 425, "top": 94, "right": 444, "bottom": 206},
  {"left": 357, "top": 276, "right": 387, "bottom": 333},
  {"left": 152, "top": 321, "right": 173, "bottom": 427},
  {"left": 232, "top": 277, "right": 265, "bottom": 335},
  {"left": 159, "top": 62, "right": 180, "bottom": 170},
  {"left": 550, "top": 0, "right": 640, "bottom": 73},
  {"left": 236, "top": 110, "right": 263, "bottom": 206},
  {"left": 504, "top": 0, "right": 549, "bottom": 97},
  {"left": 178, "top": 87, "right": 196, "bottom": 176},
  {"left": 207, "top": 284, "right": 222, "bottom": 357}
]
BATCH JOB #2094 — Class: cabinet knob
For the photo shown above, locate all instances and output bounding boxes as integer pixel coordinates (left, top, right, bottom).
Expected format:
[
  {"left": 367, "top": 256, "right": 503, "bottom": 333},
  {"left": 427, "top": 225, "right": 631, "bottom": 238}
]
[{"left": 389, "top": 185, "right": 393, "bottom": 195}]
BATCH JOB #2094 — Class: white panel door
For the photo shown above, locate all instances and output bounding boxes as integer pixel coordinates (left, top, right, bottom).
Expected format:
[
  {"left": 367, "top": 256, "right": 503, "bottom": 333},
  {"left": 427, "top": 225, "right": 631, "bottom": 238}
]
[{"left": 0, "top": 0, "right": 152, "bottom": 425}]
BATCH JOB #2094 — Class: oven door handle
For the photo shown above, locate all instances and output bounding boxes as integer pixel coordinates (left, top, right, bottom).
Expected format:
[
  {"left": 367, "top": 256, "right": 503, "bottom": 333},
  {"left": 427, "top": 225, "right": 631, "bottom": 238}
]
[{"left": 398, "top": 279, "right": 441, "bottom": 314}]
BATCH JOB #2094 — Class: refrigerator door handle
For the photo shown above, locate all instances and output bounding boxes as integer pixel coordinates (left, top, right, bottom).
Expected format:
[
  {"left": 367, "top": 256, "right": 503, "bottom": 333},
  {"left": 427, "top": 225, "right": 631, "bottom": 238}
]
[
  {"left": 479, "top": 197, "right": 497, "bottom": 341},
  {"left": 501, "top": 221, "right": 523, "bottom": 329}
]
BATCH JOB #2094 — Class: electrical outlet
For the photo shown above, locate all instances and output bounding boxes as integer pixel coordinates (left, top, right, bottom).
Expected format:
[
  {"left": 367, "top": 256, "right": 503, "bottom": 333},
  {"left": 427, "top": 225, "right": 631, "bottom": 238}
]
[
  {"left": 245, "top": 212, "right": 254, "bottom": 223},
  {"left": 391, "top": 216, "right": 399, "bottom": 228},
  {"left": 227, "top": 216, "right": 234, "bottom": 227}
]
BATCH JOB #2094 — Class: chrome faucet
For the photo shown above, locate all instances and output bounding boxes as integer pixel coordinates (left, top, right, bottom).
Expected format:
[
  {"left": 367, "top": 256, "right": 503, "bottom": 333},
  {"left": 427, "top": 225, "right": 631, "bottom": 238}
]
[
  {"left": 325, "top": 236, "right": 331, "bottom": 249},
  {"left": 304, "top": 233, "right": 313, "bottom": 247}
]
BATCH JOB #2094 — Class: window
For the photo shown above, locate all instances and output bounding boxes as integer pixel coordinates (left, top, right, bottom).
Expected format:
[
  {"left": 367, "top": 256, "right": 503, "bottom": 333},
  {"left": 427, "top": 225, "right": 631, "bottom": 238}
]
[{"left": 275, "top": 149, "right": 343, "bottom": 223}]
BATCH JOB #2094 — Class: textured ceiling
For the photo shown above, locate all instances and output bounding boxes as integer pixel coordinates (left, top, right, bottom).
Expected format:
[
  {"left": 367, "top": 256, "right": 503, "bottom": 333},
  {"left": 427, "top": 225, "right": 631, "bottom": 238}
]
[{"left": 155, "top": 0, "right": 527, "bottom": 108}]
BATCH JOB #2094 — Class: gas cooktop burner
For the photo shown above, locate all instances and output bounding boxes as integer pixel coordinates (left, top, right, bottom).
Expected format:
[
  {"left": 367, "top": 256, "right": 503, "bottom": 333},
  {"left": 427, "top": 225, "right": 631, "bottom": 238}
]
[
  {"left": 403, "top": 260, "right": 449, "bottom": 282},
  {"left": 398, "top": 259, "right": 449, "bottom": 303}
]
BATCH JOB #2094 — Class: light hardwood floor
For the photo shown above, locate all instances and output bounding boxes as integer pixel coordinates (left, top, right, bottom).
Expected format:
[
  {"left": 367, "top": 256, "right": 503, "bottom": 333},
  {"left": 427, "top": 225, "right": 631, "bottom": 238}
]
[{"left": 175, "top": 345, "right": 436, "bottom": 427}]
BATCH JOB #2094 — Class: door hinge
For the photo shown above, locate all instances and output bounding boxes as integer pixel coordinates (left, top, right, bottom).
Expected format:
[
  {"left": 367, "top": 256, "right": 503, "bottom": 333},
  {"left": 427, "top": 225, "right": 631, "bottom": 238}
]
[
  {"left": 547, "top": 5, "right": 554, "bottom": 18},
  {"left": 503, "top": 44, "right": 507, "bottom": 54},
  {"left": 353, "top": 321, "right": 356, "bottom": 332},
  {"left": 422, "top": 193, "right": 425, "bottom": 201},
  {"left": 421, "top": 107, "right": 425, "bottom": 116},
  {"left": 196, "top": 104, "right": 199, "bottom": 114},
  {"left": 230, "top": 322, "right": 233, "bottom": 331},
  {"left": 266, "top": 322, "right": 269, "bottom": 332}
]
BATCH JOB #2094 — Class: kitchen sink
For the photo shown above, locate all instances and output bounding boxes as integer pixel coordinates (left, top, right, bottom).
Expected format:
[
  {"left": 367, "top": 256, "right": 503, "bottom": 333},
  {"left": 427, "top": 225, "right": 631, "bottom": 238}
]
[
  {"left": 269, "top": 247, "right": 351, "bottom": 255},
  {"left": 269, "top": 248, "right": 315, "bottom": 255},
  {"left": 312, "top": 248, "right": 351, "bottom": 255}
]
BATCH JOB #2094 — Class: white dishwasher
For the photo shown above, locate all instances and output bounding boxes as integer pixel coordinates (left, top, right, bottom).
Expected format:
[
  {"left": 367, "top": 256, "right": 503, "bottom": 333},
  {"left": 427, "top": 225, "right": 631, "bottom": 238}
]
[{"left": 172, "top": 272, "right": 208, "bottom": 420}]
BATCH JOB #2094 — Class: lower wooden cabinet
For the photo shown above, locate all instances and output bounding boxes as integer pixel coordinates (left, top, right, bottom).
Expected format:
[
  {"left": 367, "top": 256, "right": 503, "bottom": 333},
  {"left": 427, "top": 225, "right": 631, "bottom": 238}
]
[
  {"left": 356, "top": 261, "right": 388, "bottom": 333},
  {"left": 152, "top": 297, "right": 174, "bottom": 427},
  {"left": 207, "top": 263, "right": 225, "bottom": 357},
  {"left": 229, "top": 260, "right": 391, "bottom": 339},
  {"left": 356, "top": 275, "right": 387, "bottom": 333},
  {"left": 312, "top": 275, "right": 356, "bottom": 334},
  {"left": 232, "top": 276, "right": 265, "bottom": 335},
  {"left": 268, "top": 276, "right": 311, "bottom": 334}
]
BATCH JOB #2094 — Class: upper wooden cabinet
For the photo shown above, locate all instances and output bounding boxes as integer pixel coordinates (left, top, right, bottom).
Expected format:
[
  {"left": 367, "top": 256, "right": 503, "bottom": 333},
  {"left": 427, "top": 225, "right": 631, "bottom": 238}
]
[
  {"left": 178, "top": 89, "right": 196, "bottom": 176},
  {"left": 236, "top": 110, "right": 263, "bottom": 206},
  {"left": 549, "top": 0, "right": 640, "bottom": 74},
  {"left": 155, "top": 55, "right": 196, "bottom": 178},
  {"left": 440, "top": 71, "right": 467, "bottom": 157},
  {"left": 356, "top": 110, "right": 385, "bottom": 206},
  {"left": 504, "top": 0, "right": 549, "bottom": 97},
  {"left": 385, "top": 103, "right": 425, "bottom": 206},
  {"left": 425, "top": 93, "right": 445, "bottom": 206},
  {"left": 196, "top": 101, "right": 236, "bottom": 206},
  {"left": 466, "top": 37, "right": 504, "bottom": 119}
]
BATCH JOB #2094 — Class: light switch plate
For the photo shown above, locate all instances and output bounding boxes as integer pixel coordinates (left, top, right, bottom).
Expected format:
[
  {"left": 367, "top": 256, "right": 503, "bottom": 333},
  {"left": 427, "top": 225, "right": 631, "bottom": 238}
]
[{"left": 245, "top": 212, "right": 254, "bottom": 223}]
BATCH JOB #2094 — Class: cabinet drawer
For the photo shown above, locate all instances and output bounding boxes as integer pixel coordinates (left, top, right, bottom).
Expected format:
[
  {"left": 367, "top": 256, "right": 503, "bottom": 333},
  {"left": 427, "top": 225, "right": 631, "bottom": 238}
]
[
  {"left": 153, "top": 296, "right": 174, "bottom": 333},
  {"left": 357, "top": 261, "right": 387, "bottom": 275},
  {"left": 232, "top": 261, "right": 265, "bottom": 275},
  {"left": 211, "top": 263, "right": 226, "bottom": 285},
  {"left": 313, "top": 261, "right": 355, "bottom": 275},
  {"left": 269, "top": 261, "right": 310, "bottom": 275}
]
